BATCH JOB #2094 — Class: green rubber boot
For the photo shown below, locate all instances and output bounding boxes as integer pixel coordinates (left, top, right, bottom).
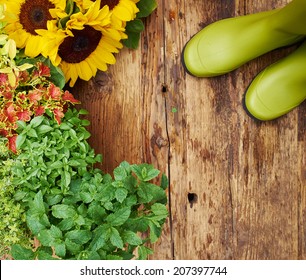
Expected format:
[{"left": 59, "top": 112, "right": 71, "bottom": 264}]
[
  {"left": 182, "top": 0, "right": 306, "bottom": 77},
  {"left": 244, "top": 40, "right": 306, "bottom": 121}
]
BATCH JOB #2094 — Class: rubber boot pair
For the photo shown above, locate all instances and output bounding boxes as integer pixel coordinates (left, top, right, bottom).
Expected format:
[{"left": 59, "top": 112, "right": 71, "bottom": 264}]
[{"left": 182, "top": 0, "right": 306, "bottom": 120}]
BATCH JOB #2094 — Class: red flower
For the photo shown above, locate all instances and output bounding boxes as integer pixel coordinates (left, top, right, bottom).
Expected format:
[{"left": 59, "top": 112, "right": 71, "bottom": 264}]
[
  {"left": 53, "top": 108, "right": 64, "bottom": 124},
  {"left": 62, "top": 91, "right": 80, "bottom": 104}
]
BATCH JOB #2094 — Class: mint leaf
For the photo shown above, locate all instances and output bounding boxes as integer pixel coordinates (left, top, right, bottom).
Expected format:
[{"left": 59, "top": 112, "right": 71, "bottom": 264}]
[
  {"left": 106, "top": 207, "right": 131, "bottom": 226},
  {"left": 113, "top": 166, "right": 128, "bottom": 181},
  {"left": 123, "top": 231, "right": 143, "bottom": 246},
  {"left": 148, "top": 221, "right": 161, "bottom": 243},
  {"left": 137, "top": 245, "right": 153, "bottom": 260},
  {"left": 110, "top": 227, "right": 124, "bottom": 249},
  {"left": 11, "top": 244, "right": 34, "bottom": 260},
  {"left": 89, "top": 225, "right": 111, "bottom": 251},
  {"left": 115, "top": 188, "right": 128, "bottom": 203},
  {"left": 151, "top": 203, "right": 168, "bottom": 220},
  {"left": 52, "top": 204, "right": 77, "bottom": 219},
  {"left": 65, "top": 230, "right": 92, "bottom": 245}
]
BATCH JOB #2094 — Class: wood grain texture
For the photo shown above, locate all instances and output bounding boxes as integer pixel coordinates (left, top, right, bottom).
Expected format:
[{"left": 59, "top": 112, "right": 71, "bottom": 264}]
[{"left": 73, "top": 0, "right": 306, "bottom": 259}]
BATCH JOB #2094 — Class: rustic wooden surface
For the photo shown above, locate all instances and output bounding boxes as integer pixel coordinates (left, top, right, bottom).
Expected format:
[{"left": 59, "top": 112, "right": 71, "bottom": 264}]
[{"left": 73, "top": 0, "right": 306, "bottom": 259}]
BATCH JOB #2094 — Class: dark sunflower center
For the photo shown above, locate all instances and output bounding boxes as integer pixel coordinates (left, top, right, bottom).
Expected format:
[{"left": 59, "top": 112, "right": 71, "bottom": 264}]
[
  {"left": 19, "top": 0, "right": 54, "bottom": 35},
  {"left": 101, "top": 0, "right": 120, "bottom": 10},
  {"left": 58, "top": 26, "right": 102, "bottom": 63}
]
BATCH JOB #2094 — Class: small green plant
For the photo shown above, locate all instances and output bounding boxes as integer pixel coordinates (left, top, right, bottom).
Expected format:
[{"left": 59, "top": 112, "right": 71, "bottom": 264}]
[
  {"left": 9, "top": 109, "right": 168, "bottom": 260},
  {"left": 0, "top": 138, "right": 32, "bottom": 258}
]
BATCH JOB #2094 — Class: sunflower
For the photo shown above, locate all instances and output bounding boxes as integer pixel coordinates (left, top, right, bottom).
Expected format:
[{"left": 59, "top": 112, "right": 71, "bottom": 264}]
[
  {"left": 101, "top": 0, "right": 140, "bottom": 22},
  {"left": 58, "top": 26, "right": 123, "bottom": 87},
  {"left": 1, "top": 0, "right": 65, "bottom": 57},
  {"left": 43, "top": 1, "right": 123, "bottom": 87}
]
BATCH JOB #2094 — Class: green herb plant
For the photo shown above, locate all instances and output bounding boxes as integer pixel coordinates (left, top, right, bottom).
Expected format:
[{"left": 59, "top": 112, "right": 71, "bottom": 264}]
[
  {"left": 0, "top": 138, "right": 32, "bottom": 259},
  {"left": 10, "top": 108, "right": 168, "bottom": 260}
]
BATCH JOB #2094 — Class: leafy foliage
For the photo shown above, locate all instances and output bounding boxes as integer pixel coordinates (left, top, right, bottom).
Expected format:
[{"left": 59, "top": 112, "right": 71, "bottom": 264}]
[
  {"left": 9, "top": 109, "right": 168, "bottom": 260},
  {"left": 0, "top": 35, "right": 79, "bottom": 153},
  {"left": 123, "top": 0, "right": 157, "bottom": 49},
  {"left": 0, "top": 138, "right": 32, "bottom": 258}
]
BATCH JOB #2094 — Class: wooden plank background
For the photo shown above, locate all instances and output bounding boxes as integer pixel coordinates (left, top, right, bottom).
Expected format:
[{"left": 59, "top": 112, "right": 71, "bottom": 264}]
[{"left": 73, "top": 0, "right": 306, "bottom": 259}]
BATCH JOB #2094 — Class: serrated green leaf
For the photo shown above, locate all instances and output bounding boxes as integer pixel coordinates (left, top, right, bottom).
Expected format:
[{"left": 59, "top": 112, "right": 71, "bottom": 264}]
[
  {"left": 113, "top": 166, "right": 127, "bottom": 181},
  {"left": 65, "top": 230, "right": 92, "bottom": 245},
  {"left": 151, "top": 203, "right": 168, "bottom": 218},
  {"left": 110, "top": 227, "right": 124, "bottom": 249},
  {"left": 123, "top": 231, "right": 143, "bottom": 246},
  {"left": 89, "top": 225, "right": 111, "bottom": 251},
  {"left": 65, "top": 238, "right": 83, "bottom": 255},
  {"left": 50, "top": 225, "right": 63, "bottom": 239},
  {"left": 11, "top": 244, "right": 34, "bottom": 260},
  {"left": 52, "top": 204, "right": 77, "bottom": 219},
  {"left": 148, "top": 221, "right": 161, "bottom": 243},
  {"left": 37, "top": 247, "right": 56, "bottom": 260},
  {"left": 31, "top": 191, "right": 45, "bottom": 214},
  {"left": 115, "top": 188, "right": 128, "bottom": 203},
  {"left": 145, "top": 168, "right": 160, "bottom": 181},
  {"left": 106, "top": 207, "right": 131, "bottom": 226},
  {"left": 46, "top": 194, "right": 63, "bottom": 206},
  {"left": 160, "top": 173, "right": 168, "bottom": 190},
  {"left": 57, "top": 218, "right": 74, "bottom": 231},
  {"left": 137, "top": 245, "right": 153, "bottom": 260},
  {"left": 38, "top": 229, "right": 54, "bottom": 246},
  {"left": 80, "top": 191, "right": 93, "bottom": 203},
  {"left": 54, "top": 242, "right": 66, "bottom": 257},
  {"left": 26, "top": 214, "right": 48, "bottom": 235}
]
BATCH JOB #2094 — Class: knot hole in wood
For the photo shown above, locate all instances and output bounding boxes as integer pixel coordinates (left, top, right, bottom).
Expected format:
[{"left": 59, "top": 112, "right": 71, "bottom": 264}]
[{"left": 188, "top": 192, "right": 198, "bottom": 208}]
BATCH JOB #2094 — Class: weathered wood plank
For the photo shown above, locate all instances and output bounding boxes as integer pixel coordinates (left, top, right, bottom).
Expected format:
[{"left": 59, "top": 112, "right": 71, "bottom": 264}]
[
  {"left": 74, "top": 0, "right": 306, "bottom": 260},
  {"left": 164, "top": 0, "right": 305, "bottom": 259}
]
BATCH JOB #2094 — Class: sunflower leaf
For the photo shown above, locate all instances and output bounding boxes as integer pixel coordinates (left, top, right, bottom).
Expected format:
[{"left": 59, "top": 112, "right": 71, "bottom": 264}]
[
  {"left": 122, "top": 32, "right": 141, "bottom": 49},
  {"left": 136, "top": 0, "right": 158, "bottom": 18}
]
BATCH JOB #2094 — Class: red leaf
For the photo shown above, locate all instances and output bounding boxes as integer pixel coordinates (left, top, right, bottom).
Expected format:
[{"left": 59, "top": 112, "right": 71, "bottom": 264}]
[
  {"left": 1, "top": 90, "right": 13, "bottom": 100},
  {"left": 53, "top": 108, "right": 64, "bottom": 124},
  {"left": 35, "top": 62, "right": 51, "bottom": 77},
  {"left": 28, "top": 90, "right": 42, "bottom": 104},
  {"left": 17, "top": 110, "right": 31, "bottom": 121},
  {"left": 62, "top": 91, "right": 80, "bottom": 104},
  {"left": 48, "top": 83, "right": 61, "bottom": 100},
  {"left": 34, "top": 105, "right": 45, "bottom": 116},
  {"left": 0, "top": 73, "right": 8, "bottom": 84},
  {"left": 4, "top": 102, "right": 17, "bottom": 123},
  {"left": 8, "top": 135, "right": 17, "bottom": 154}
]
